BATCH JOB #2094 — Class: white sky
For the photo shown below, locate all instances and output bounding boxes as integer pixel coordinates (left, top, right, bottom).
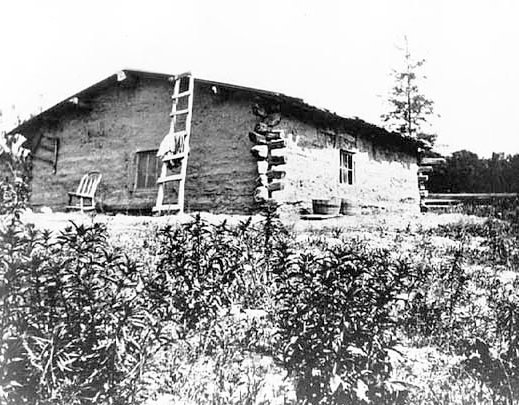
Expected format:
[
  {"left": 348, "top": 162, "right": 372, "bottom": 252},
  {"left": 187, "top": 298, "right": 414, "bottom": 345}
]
[{"left": 1, "top": 0, "right": 518, "bottom": 157}]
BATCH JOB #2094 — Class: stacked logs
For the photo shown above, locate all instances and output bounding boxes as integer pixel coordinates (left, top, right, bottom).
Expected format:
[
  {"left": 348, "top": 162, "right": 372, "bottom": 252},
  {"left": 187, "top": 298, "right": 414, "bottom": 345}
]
[
  {"left": 418, "top": 157, "right": 446, "bottom": 199},
  {"left": 249, "top": 104, "right": 288, "bottom": 203},
  {"left": 418, "top": 156, "right": 446, "bottom": 211}
]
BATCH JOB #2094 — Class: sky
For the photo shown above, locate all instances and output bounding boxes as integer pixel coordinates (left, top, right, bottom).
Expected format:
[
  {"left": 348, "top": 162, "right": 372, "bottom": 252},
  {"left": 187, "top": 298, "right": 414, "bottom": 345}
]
[{"left": 1, "top": 0, "right": 518, "bottom": 157}]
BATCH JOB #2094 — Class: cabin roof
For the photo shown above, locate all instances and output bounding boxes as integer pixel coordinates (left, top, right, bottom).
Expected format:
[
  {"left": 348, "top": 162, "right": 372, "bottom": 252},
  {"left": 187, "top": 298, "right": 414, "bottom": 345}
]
[{"left": 8, "top": 69, "right": 426, "bottom": 152}]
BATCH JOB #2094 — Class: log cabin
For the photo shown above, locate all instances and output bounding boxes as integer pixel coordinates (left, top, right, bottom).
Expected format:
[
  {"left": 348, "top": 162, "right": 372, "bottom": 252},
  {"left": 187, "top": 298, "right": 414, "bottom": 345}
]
[{"left": 9, "top": 69, "right": 424, "bottom": 215}]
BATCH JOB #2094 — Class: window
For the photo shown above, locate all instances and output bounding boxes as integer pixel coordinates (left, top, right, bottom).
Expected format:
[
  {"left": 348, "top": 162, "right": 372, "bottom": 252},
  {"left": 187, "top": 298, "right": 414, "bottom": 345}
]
[
  {"left": 339, "top": 150, "right": 355, "bottom": 185},
  {"left": 135, "top": 150, "right": 160, "bottom": 189}
]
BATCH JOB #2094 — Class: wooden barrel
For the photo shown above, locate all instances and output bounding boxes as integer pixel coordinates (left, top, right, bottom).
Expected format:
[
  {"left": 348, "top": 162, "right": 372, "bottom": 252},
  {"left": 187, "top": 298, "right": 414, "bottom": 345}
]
[
  {"left": 340, "top": 198, "right": 357, "bottom": 215},
  {"left": 312, "top": 198, "right": 340, "bottom": 215},
  {"left": 340, "top": 198, "right": 360, "bottom": 215}
]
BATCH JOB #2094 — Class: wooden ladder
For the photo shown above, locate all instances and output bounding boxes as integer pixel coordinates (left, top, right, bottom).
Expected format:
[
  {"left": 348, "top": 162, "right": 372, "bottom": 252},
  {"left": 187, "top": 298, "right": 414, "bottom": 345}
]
[{"left": 153, "top": 72, "right": 194, "bottom": 214}]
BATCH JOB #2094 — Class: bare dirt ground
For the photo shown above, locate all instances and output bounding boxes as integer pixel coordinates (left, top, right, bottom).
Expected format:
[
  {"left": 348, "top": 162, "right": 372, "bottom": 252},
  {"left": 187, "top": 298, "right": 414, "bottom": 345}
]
[{"left": 21, "top": 209, "right": 485, "bottom": 240}]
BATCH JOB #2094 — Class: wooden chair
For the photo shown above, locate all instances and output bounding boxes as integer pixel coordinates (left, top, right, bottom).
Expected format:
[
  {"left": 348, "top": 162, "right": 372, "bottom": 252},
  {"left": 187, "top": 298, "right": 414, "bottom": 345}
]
[{"left": 66, "top": 171, "right": 102, "bottom": 212}]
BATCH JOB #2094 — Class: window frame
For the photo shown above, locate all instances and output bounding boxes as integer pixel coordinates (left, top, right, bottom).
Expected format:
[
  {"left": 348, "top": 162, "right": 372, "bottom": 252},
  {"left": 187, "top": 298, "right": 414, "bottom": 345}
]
[
  {"left": 339, "top": 149, "right": 355, "bottom": 185},
  {"left": 134, "top": 149, "right": 160, "bottom": 191}
]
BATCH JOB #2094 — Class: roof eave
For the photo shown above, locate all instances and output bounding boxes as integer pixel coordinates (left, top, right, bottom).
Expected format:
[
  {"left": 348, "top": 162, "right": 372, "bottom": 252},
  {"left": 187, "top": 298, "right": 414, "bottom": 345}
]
[{"left": 8, "top": 68, "right": 425, "bottom": 153}]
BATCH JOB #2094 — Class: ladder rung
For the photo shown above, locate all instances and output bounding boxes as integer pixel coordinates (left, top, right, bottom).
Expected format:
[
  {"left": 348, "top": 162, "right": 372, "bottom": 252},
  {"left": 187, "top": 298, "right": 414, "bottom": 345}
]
[
  {"left": 170, "top": 108, "right": 190, "bottom": 117},
  {"left": 157, "top": 174, "right": 183, "bottom": 184},
  {"left": 171, "top": 90, "right": 191, "bottom": 99},
  {"left": 153, "top": 204, "right": 181, "bottom": 212},
  {"left": 162, "top": 153, "right": 187, "bottom": 162},
  {"left": 162, "top": 151, "right": 188, "bottom": 162}
]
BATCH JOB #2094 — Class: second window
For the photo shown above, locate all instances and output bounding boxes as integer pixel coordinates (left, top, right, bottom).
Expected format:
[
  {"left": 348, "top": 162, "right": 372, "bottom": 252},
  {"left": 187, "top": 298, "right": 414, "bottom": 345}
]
[{"left": 339, "top": 150, "right": 355, "bottom": 185}]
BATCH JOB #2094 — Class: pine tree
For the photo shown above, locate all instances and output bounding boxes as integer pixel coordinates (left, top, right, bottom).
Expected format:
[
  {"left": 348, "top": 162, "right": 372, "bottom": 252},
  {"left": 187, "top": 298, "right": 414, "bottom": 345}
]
[{"left": 382, "top": 37, "right": 437, "bottom": 145}]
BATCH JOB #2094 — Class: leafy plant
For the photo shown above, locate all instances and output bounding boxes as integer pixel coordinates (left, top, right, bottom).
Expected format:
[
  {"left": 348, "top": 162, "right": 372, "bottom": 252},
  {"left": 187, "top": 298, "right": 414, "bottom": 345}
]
[
  {"left": 275, "top": 242, "right": 413, "bottom": 404},
  {"left": 0, "top": 221, "right": 153, "bottom": 404}
]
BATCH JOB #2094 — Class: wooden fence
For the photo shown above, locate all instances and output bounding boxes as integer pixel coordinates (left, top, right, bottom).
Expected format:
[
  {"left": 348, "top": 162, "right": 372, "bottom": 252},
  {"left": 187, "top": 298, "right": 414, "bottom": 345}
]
[{"left": 421, "top": 193, "right": 519, "bottom": 211}]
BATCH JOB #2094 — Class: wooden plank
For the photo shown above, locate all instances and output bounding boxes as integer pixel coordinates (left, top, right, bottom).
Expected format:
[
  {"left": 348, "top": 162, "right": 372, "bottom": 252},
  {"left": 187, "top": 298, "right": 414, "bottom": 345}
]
[
  {"left": 171, "top": 90, "right": 192, "bottom": 99},
  {"left": 39, "top": 142, "right": 55, "bottom": 152},
  {"left": 265, "top": 131, "right": 283, "bottom": 141},
  {"left": 152, "top": 204, "right": 181, "bottom": 212},
  {"left": 53, "top": 138, "right": 60, "bottom": 174},
  {"left": 170, "top": 108, "right": 190, "bottom": 117},
  {"left": 249, "top": 131, "right": 267, "bottom": 144},
  {"left": 421, "top": 205, "right": 459, "bottom": 211},
  {"left": 162, "top": 151, "right": 187, "bottom": 162},
  {"left": 157, "top": 174, "right": 183, "bottom": 184},
  {"left": 257, "top": 161, "right": 268, "bottom": 174},
  {"left": 428, "top": 193, "right": 519, "bottom": 200},
  {"left": 251, "top": 145, "right": 268, "bottom": 159},
  {"left": 301, "top": 213, "right": 341, "bottom": 220},
  {"left": 269, "top": 155, "right": 287, "bottom": 166},
  {"left": 267, "top": 182, "right": 284, "bottom": 192},
  {"left": 267, "top": 169, "right": 286, "bottom": 180},
  {"left": 33, "top": 155, "right": 54, "bottom": 165},
  {"left": 66, "top": 205, "right": 95, "bottom": 211},
  {"left": 267, "top": 139, "right": 287, "bottom": 149},
  {"left": 423, "top": 199, "right": 461, "bottom": 205},
  {"left": 421, "top": 157, "right": 446, "bottom": 165}
]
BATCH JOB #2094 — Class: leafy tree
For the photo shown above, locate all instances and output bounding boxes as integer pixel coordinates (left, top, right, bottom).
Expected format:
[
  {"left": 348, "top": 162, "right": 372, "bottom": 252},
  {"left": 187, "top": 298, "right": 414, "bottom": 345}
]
[
  {"left": 382, "top": 37, "right": 437, "bottom": 145},
  {"left": 428, "top": 150, "right": 519, "bottom": 194}
]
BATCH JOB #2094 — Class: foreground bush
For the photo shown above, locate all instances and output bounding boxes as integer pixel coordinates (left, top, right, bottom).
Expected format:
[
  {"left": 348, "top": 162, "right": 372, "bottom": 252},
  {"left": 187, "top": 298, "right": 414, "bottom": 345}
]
[
  {"left": 0, "top": 221, "right": 152, "bottom": 404},
  {"left": 274, "top": 242, "right": 413, "bottom": 405}
]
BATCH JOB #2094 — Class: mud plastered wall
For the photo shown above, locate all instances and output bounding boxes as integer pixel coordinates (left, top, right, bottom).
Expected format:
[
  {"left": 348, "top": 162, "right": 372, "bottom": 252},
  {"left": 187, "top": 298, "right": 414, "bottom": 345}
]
[
  {"left": 269, "top": 116, "right": 419, "bottom": 212},
  {"left": 27, "top": 79, "right": 259, "bottom": 213},
  {"left": 27, "top": 78, "right": 172, "bottom": 210},
  {"left": 184, "top": 83, "right": 258, "bottom": 214}
]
